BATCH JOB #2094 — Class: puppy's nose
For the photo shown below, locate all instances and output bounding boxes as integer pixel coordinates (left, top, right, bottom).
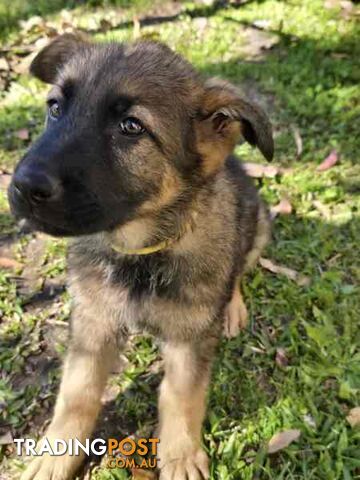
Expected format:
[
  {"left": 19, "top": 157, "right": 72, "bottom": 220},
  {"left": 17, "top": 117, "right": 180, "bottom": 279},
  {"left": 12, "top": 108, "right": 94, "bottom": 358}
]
[{"left": 13, "top": 167, "right": 61, "bottom": 204}]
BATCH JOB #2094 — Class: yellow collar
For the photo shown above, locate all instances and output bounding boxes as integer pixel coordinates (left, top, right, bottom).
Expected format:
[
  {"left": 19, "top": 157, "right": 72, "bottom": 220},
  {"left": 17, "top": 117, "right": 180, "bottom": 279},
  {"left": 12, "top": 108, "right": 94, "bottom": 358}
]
[{"left": 110, "top": 217, "right": 195, "bottom": 256}]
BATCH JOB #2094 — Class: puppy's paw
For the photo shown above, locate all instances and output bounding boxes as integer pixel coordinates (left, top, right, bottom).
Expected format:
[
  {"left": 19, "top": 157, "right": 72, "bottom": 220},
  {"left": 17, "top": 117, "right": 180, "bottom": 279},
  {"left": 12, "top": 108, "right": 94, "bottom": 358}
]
[
  {"left": 21, "top": 454, "right": 80, "bottom": 480},
  {"left": 223, "top": 287, "right": 248, "bottom": 338},
  {"left": 159, "top": 449, "right": 209, "bottom": 480}
]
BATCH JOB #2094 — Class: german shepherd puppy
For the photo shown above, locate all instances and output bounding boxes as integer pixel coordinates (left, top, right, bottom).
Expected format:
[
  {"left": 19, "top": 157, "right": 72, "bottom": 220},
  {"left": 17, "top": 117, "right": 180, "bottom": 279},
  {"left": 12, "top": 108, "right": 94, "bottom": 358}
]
[{"left": 8, "top": 34, "right": 273, "bottom": 480}]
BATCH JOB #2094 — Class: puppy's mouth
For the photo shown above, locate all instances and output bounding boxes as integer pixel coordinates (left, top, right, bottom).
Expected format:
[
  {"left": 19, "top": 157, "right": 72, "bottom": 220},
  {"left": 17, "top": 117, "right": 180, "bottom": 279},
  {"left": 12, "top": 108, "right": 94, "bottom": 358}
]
[{"left": 15, "top": 210, "right": 109, "bottom": 237}]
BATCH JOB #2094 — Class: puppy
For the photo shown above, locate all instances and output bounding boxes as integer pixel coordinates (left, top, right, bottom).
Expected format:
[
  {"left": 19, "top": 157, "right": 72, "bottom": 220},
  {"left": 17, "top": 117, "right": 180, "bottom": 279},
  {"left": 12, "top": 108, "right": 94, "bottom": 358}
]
[{"left": 8, "top": 34, "right": 273, "bottom": 480}]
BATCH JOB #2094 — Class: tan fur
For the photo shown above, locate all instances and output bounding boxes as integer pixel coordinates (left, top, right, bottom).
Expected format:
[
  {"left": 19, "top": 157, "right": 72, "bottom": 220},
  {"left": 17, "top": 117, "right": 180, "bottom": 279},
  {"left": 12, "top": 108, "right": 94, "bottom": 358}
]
[
  {"left": 196, "top": 119, "right": 242, "bottom": 176},
  {"left": 158, "top": 342, "right": 214, "bottom": 479},
  {"left": 139, "top": 165, "right": 183, "bottom": 215},
  {"left": 112, "top": 217, "right": 155, "bottom": 251},
  {"left": 16, "top": 37, "right": 274, "bottom": 480},
  {"left": 21, "top": 300, "right": 119, "bottom": 480},
  {"left": 224, "top": 281, "right": 249, "bottom": 338}
]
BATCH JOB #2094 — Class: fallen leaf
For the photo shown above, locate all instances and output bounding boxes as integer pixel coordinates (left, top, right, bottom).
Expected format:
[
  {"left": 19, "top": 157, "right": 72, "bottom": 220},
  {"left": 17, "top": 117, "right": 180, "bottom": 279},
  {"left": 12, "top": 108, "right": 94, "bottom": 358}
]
[
  {"left": 317, "top": 150, "right": 339, "bottom": 172},
  {"left": 0, "top": 257, "right": 22, "bottom": 270},
  {"left": 0, "top": 430, "right": 13, "bottom": 445},
  {"left": 324, "top": 0, "right": 339, "bottom": 8},
  {"left": 18, "top": 235, "right": 47, "bottom": 299},
  {"left": 259, "top": 257, "right": 310, "bottom": 286},
  {"left": 101, "top": 384, "right": 121, "bottom": 404},
  {"left": 12, "top": 51, "right": 37, "bottom": 75},
  {"left": 346, "top": 407, "right": 360, "bottom": 428},
  {"left": 15, "top": 128, "right": 30, "bottom": 140},
  {"left": 275, "top": 347, "right": 288, "bottom": 367},
  {"left": 0, "top": 172, "right": 12, "bottom": 190},
  {"left": 133, "top": 16, "right": 141, "bottom": 39},
  {"left": 193, "top": 17, "right": 208, "bottom": 31},
  {"left": 242, "top": 27, "right": 280, "bottom": 59},
  {"left": 327, "top": 253, "right": 342, "bottom": 265},
  {"left": 268, "top": 429, "right": 301, "bottom": 454},
  {"left": 243, "top": 163, "right": 283, "bottom": 178},
  {"left": 0, "top": 57, "right": 9, "bottom": 71},
  {"left": 131, "top": 469, "right": 156, "bottom": 479},
  {"left": 331, "top": 52, "right": 350, "bottom": 59},
  {"left": 271, "top": 197, "right": 292, "bottom": 218},
  {"left": 20, "top": 15, "right": 44, "bottom": 33},
  {"left": 313, "top": 200, "right": 331, "bottom": 220},
  {"left": 253, "top": 19, "right": 271, "bottom": 29},
  {"left": 340, "top": 0, "right": 354, "bottom": 12}
]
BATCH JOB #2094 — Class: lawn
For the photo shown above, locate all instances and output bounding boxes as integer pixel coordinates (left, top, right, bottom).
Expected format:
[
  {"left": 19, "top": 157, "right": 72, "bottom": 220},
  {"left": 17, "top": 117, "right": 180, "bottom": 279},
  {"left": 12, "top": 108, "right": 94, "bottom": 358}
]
[{"left": 0, "top": 0, "right": 359, "bottom": 479}]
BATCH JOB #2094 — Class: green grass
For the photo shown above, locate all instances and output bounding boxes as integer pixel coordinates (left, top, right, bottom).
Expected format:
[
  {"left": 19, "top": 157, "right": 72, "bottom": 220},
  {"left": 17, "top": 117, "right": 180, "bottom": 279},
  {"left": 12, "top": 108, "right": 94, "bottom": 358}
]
[
  {"left": 0, "top": 0, "right": 159, "bottom": 41},
  {"left": 0, "top": 1, "right": 359, "bottom": 479}
]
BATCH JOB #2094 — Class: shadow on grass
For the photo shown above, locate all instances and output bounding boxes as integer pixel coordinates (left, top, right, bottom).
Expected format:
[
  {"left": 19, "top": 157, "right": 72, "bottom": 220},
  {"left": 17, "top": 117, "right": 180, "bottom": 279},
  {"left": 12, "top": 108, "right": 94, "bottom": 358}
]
[
  {"left": 0, "top": 0, "right": 81, "bottom": 40},
  {"left": 88, "top": 0, "right": 268, "bottom": 34},
  {"left": 198, "top": 20, "right": 359, "bottom": 165},
  {"left": 0, "top": 0, "right": 267, "bottom": 43}
]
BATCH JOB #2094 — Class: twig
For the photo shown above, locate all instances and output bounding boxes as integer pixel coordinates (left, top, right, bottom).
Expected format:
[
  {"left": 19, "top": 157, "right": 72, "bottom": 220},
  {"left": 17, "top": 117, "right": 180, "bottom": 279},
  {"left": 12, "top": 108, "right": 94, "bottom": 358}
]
[{"left": 290, "top": 124, "right": 303, "bottom": 158}]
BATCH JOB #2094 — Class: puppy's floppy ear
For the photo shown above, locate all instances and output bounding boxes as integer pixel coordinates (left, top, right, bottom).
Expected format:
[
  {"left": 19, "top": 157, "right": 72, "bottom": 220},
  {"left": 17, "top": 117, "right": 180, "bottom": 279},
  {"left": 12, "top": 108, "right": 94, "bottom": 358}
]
[
  {"left": 196, "top": 78, "right": 274, "bottom": 176},
  {"left": 30, "top": 32, "right": 89, "bottom": 84}
]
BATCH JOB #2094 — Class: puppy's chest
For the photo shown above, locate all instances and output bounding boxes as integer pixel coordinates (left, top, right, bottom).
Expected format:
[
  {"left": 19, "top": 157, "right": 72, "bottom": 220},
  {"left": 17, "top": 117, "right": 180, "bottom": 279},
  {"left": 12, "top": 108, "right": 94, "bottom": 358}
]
[
  {"left": 110, "top": 253, "right": 183, "bottom": 302},
  {"left": 70, "top": 252, "right": 210, "bottom": 339}
]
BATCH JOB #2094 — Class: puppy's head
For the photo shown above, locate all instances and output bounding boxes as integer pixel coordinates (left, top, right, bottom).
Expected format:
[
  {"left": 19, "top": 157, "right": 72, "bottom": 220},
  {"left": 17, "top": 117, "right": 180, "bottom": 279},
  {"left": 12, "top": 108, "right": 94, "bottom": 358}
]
[{"left": 9, "top": 34, "right": 273, "bottom": 237}]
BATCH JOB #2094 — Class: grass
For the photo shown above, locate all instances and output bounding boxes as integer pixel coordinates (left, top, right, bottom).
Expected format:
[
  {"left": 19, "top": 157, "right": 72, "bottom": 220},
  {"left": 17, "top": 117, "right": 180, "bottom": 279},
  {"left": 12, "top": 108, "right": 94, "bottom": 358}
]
[
  {"left": 0, "top": 1, "right": 359, "bottom": 479},
  {"left": 0, "top": 0, "right": 155, "bottom": 39}
]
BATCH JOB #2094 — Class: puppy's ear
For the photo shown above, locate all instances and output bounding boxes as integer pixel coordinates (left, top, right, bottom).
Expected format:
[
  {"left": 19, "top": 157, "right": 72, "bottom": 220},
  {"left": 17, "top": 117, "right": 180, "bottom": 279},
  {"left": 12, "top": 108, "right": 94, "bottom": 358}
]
[
  {"left": 30, "top": 32, "right": 89, "bottom": 84},
  {"left": 196, "top": 78, "right": 274, "bottom": 176}
]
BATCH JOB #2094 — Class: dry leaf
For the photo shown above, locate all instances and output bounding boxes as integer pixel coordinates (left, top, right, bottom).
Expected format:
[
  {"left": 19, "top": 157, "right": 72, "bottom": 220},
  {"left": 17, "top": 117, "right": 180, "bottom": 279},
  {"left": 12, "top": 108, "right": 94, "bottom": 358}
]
[
  {"left": 243, "top": 162, "right": 282, "bottom": 178},
  {"left": 101, "top": 384, "right": 121, "bottom": 404},
  {"left": 259, "top": 257, "right": 310, "bottom": 286},
  {"left": 331, "top": 52, "right": 349, "bottom": 59},
  {"left": 15, "top": 128, "right": 30, "bottom": 141},
  {"left": 131, "top": 469, "right": 156, "bottom": 479},
  {"left": 346, "top": 407, "right": 360, "bottom": 428},
  {"left": 0, "top": 257, "right": 22, "bottom": 270},
  {"left": 317, "top": 150, "right": 339, "bottom": 172},
  {"left": 0, "top": 430, "right": 13, "bottom": 445},
  {"left": 0, "top": 57, "right": 9, "bottom": 71},
  {"left": 275, "top": 347, "right": 288, "bottom": 367},
  {"left": 340, "top": 0, "right": 354, "bottom": 12},
  {"left": 18, "top": 235, "right": 47, "bottom": 298},
  {"left": 268, "top": 429, "right": 301, "bottom": 454},
  {"left": 133, "top": 16, "right": 141, "bottom": 39},
  {"left": 12, "top": 51, "right": 37, "bottom": 75},
  {"left": 290, "top": 124, "right": 303, "bottom": 158},
  {"left": 271, "top": 198, "right": 293, "bottom": 218},
  {"left": 0, "top": 172, "right": 12, "bottom": 190},
  {"left": 313, "top": 200, "right": 331, "bottom": 220},
  {"left": 20, "top": 15, "right": 44, "bottom": 33}
]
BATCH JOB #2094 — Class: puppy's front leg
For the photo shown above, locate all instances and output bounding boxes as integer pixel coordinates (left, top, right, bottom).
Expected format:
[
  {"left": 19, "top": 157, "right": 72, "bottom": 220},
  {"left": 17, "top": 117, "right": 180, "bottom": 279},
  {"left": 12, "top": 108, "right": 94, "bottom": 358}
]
[
  {"left": 158, "top": 336, "right": 218, "bottom": 480},
  {"left": 21, "top": 307, "right": 120, "bottom": 480}
]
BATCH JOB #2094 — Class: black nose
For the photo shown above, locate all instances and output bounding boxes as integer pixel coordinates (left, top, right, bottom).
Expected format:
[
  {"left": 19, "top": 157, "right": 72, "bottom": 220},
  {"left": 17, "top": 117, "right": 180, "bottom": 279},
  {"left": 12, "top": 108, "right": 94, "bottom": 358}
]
[{"left": 13, "top": 167, "right": 61, "bottom": 204}]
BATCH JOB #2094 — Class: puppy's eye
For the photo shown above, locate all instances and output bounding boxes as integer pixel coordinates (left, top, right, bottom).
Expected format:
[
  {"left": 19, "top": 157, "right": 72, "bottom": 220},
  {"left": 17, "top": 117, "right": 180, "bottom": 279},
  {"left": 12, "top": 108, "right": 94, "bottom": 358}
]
[
  {"left": 119, "top": 117, "right": 145, "bottom": 136},
  {"left": 48, "top": 100, "right": 62, "bottom": 121}
]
